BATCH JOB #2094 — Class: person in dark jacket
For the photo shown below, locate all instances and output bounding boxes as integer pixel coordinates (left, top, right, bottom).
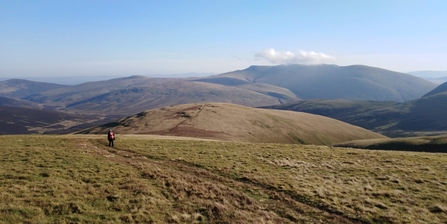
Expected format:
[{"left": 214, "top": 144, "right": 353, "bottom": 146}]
[{"left": 108, "top": 129, "right": 115, "bottom": 147}]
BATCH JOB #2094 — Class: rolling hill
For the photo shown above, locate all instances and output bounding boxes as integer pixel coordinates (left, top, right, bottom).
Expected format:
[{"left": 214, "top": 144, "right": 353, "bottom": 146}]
[
  {"left": 267, "top": 88, "right": 447, "bottom": 136},
  {"left": 64, "top": 80, "right": 298, "bottom": 115},
  {"left": 24, "top": 76, "right": 299, "bottom": 115},
  {"left": 198, "top": 64, "right": 437, "bottom": 102},
  {"left": 79, "top": 103, "right": 386, "bottom": 145}
]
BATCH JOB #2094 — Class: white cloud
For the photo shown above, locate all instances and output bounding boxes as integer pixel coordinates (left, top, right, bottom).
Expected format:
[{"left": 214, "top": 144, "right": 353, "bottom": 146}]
[{"left": 255, "top": 48, "right": 336, "bottom": 65}]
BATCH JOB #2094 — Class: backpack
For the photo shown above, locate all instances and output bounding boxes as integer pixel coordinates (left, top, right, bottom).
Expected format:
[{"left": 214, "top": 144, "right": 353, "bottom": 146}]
[{"left": 108, "top": 131, "right": 115, "bottom": 140}]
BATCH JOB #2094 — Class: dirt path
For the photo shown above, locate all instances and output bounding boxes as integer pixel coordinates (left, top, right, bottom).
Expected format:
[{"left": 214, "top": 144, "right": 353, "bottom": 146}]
[{"left": 83, "top": 139, "right": 366, "bottom": 223}]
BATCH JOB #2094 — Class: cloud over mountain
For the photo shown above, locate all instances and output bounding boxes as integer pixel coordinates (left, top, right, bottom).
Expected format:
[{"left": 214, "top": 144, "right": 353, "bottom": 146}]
[{"left": 255, "top": 48, "right": 336, "bottom": 65}]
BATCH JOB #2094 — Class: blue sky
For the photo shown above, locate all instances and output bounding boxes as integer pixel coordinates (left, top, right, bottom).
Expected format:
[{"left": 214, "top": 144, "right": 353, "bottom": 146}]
[{"left": 1, "top": 0, "right": 446, "bottom": 77}]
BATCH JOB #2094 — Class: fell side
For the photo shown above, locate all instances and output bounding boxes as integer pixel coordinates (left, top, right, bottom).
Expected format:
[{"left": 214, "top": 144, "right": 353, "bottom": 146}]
[{"left": 80, "top": 103, "right": 386, "bottom": 145}]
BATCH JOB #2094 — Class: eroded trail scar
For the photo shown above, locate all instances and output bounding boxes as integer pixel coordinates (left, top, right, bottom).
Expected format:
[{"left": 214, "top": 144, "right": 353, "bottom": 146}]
[{"left": 86, "top": 140, "right": 365, "bottom": 223}]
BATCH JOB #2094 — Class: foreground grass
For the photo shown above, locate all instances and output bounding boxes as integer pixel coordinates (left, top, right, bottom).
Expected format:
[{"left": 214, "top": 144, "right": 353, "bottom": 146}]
[{"left": 1, "top": 135, "right": 447, "bottom": 223}]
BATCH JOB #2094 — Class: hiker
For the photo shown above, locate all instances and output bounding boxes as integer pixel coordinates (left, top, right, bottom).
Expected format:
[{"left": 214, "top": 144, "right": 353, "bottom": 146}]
[{"left": 108, "top": 129, "right": 115, "bottom": 147}]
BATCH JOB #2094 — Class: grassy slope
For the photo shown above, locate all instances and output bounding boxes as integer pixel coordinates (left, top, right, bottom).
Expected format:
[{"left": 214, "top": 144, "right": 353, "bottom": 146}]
[
  {"left": 80, "top": 103, "right": 386, "bottom": 145},
  {"left": 1, "top": 135, "right": 447, "bottom": 223}
]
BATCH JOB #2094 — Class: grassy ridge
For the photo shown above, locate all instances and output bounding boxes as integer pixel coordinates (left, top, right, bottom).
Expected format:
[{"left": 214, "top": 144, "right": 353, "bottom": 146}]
[
  {"left": 1, "top": 135, "right": 447, "bottom": 223},
  {"left": 81, "top": 103, "right": 385, "bottom": 145}
]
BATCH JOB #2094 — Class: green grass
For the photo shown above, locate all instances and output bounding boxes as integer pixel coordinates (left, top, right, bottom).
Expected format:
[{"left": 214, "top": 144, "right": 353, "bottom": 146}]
[
  {"left": 0, "top": 135, "right": 170, "bottom": 223},
  {"left": 1, "top": 135, "right": 447, "bottom": 223}
]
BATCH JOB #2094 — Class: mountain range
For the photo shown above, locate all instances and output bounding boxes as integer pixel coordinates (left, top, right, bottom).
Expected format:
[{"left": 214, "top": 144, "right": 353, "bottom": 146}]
[{"left": 0, "top": 63, "right": 443, "bottom": 136}]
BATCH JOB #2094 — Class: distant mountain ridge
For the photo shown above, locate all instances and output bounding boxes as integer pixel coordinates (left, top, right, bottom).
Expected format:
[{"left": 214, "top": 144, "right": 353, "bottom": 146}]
[
  {"left": 0, "top": 79, "right": 68, "bottom": 98},
  {"left": 408, "top": 71, "right": 447, "bottom": 84},
  {"left": 199, "top": 64, "right": 436, "bottom": 102},
  {"left": 21, "top": 76, "right": 299, "bottom": 115}
]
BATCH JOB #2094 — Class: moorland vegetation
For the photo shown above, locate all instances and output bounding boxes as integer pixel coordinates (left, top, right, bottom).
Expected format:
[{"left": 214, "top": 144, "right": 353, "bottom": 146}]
[{"left": 1, "top": 135, "right": 446, "bottom": 223}]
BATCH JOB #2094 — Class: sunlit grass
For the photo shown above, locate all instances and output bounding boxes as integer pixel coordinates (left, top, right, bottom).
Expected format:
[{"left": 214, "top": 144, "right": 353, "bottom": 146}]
[
  {"left": 1, "top": 135, "right": 447, "bottom": 223},
  {"left": 117, "top": 136, "right": 447, "bottom": 223},
  {"left": 0, "top": 135, "right": 170, "bottom": 223}
]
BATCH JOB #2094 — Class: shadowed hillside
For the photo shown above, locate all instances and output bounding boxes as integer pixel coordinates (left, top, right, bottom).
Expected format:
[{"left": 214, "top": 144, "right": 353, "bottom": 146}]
[
  {"left": 79, "top": 103, "right": 386, "bottom": 145},
  {"left": 0, "top": 106, "right": 79, "bottom": 134},
  {"left": 391, "top": 92, "right": 447, "bottom": 131},
  {"left": 0, "top": 106, "right": 121, "bottom": 134},
  {"left": 200, "top": 64, "right": 436, "bottom": 102},
  {"left": 423, "top": 81, "right": 447, "bottom": 97},
  {"left": 263, "top": 100, "right": 401, "bottom": 130},
  {"left": 267, "top": 94, "right": 447, "bottom": 136},
  {"left": 335, "top": 135, "right": 447, "bottom": 152}
]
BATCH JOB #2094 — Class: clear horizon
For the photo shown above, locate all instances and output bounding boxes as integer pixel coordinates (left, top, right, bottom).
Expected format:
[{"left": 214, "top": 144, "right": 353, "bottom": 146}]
[{"left": 1, "top": 1, "right": 446, "bottom": 77}]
